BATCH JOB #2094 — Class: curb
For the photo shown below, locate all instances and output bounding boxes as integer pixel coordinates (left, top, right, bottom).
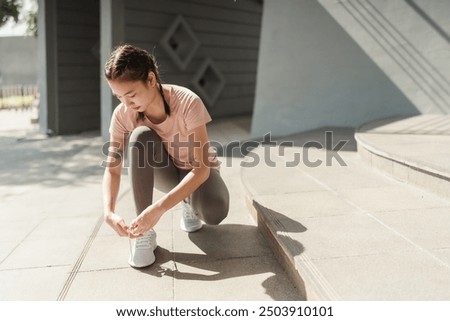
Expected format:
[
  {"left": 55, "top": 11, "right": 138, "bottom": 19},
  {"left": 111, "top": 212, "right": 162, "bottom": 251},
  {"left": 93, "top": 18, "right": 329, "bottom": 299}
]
[
  {"left": 355, "top": 120, "right": 450, "bottom": 199},
  {"left": 240, "top": 149, "right": 340, "bottom": 301}
]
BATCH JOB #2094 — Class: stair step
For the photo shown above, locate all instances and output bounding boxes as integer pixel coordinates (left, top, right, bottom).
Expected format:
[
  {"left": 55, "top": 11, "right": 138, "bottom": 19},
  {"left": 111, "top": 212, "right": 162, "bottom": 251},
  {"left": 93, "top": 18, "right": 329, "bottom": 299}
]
[
  {"left": 356, "top": 115, "right": 450, "bottom": 198},
  {"left": 241, "top": 126, "right": 450, "bottom": 300}
]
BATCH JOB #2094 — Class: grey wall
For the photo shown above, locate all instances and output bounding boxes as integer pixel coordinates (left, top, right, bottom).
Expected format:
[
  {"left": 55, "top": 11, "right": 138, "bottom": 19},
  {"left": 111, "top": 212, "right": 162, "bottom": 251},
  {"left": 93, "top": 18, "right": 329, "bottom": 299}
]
[
  {"left": 122, "top": 0, "right": 262, "bottom": 118},
  {"left": 319, "top": 0, "right": 450, "bottom": 115},
  {"left": 56, "top": 0, "right": 100, "bottom": 134},
  {"left": 39, "top": 0, "right": 100, "bottom": 135},
  {"left": 251, "top": 0, "right": 419, "bottom": 138},
  {"left": 0, "top": 36, "right": 38, "bottom": 85}
]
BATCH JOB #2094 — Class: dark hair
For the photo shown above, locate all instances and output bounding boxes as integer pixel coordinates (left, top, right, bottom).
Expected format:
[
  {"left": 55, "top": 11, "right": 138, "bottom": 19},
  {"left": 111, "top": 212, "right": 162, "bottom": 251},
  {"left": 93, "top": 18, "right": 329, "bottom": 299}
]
[{"left": 104, "top": 44, "right": 170, "bottom": 118}]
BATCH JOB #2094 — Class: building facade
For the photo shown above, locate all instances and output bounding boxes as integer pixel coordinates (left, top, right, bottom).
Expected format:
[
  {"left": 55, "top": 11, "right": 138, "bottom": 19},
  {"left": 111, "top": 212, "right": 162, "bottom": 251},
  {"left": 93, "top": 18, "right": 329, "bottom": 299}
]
[{"left": 37, "top": 0, "right": 450, "bottom": 138}]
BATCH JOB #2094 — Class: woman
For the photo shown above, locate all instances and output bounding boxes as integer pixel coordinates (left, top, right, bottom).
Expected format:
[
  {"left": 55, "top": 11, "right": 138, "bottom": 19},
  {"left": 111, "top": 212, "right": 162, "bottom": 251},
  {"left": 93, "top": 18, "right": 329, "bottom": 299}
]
[{"left": 102, "top": 44, "right": 229, "bottom": 268}]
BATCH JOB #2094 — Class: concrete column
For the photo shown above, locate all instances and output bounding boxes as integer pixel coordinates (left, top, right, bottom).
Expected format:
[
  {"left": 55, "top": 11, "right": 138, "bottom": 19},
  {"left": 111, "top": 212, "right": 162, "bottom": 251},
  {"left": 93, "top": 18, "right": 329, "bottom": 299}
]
[
  {"left": 38, "top": 0, "right": 58, "bottom": 135},
  {"left": 251, "top": 0, "right": 417, "bottom": 138},
  {"left": 100, "top": 0, "right": 124, "bottom": 141}
]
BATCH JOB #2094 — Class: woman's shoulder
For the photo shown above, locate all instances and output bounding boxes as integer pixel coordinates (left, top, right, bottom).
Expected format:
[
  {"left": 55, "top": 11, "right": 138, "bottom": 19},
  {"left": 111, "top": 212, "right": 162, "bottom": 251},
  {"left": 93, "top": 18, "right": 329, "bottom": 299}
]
[{"left": 166, "top": 84, "right": 201, "bottom": 102}]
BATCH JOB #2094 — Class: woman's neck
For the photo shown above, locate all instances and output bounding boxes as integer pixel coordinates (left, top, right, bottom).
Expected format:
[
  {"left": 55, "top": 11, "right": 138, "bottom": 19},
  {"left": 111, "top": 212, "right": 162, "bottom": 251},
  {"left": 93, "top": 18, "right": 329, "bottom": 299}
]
[{"left": 144, "top": 86, "right": 168, "bottom": 124}]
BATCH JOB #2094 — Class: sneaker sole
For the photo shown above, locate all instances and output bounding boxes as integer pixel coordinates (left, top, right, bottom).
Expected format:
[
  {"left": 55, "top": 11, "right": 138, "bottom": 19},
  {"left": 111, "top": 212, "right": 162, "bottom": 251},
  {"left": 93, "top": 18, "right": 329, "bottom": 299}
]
[{"left": 128, "top": 254, "right": 156, "bottom": 268}]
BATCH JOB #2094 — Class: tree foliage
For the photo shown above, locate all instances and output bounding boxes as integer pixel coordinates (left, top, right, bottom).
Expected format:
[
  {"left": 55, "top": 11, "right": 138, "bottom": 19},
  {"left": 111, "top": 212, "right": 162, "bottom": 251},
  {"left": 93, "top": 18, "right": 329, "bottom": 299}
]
[
  {"left": 25, "top": 7, "right": 37, "bottom": 36},
  {"left": 0, "top": 0, "right": 21, "bottom": 28}
]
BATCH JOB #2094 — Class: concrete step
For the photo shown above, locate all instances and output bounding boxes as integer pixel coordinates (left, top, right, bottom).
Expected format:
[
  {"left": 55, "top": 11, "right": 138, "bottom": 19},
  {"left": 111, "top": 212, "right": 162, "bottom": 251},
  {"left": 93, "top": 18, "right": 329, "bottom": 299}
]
[
  {"left": 241, "top": 126, "right": 450, "bottom": 300},
  {"left": 356, "top": 115, "right": 450, "bottom": 198}
]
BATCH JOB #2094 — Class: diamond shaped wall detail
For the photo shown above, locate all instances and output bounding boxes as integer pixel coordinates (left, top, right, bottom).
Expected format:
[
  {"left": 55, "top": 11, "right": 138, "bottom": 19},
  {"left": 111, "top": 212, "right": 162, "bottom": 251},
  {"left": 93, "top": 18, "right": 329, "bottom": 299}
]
[
  {"left": 192, "top": 58, "right": 226, "bottom": 107},
  {"left": 160, "top": 15, "right": 200, "bottom": 71}
]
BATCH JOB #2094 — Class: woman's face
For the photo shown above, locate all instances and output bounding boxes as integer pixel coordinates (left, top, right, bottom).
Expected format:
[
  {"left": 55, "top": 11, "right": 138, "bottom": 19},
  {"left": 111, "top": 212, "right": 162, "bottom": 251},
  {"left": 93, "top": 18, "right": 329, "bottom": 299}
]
[{"left": 107, "top": 73, "right": 159, "bottom": 113}]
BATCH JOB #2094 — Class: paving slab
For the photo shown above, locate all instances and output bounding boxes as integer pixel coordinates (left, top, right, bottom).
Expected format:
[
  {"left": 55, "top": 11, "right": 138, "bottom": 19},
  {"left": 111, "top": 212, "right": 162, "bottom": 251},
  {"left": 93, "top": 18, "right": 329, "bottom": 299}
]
[
  {"left": 64, "top": 267, "right": 175, "bottom": 301},
  {"left": 242, "top": 125, "right": 450, "bottom": 300},
  {"left": 0, "top": 266, "right": 71, "bottom": 301},
  {"left": 373, "top": 208, "right": 450, "bottom": 250},
  {"left": 0, "top": 114, "right": 302, "bottom": 301},
  {"left": 173, "top": 256, "right": 301, "bottom": 301},
  {"left": 0, "top": 237, "right": 89, "bottom": 270},
  {"left": 312, "top": 251, "right": 450, "bottom": 300}
]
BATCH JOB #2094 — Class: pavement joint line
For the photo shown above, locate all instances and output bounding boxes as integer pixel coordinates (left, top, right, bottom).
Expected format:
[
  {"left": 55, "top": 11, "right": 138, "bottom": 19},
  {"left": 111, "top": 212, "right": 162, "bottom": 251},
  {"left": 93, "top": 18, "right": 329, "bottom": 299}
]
[
  {"left": 435, "top": 247, "right": 450, "bottom": 250},
  {"left": 54, "top": 186, "right": 132, "bottom": 301},
  {"left": 307, "top": 249, "right": 428, "bottom": 262},
  {"left": 74, "top": 266, "right": 130, "bottom": 273},
  {"left": 0, "top": 264, "right": 72, "bottom": 272},
  {"left": 296, "top": 252, "right": 341, "bottom": 300},
  {"left": 0, "top": 215, "right": 53, "bottom": 266},
  {"left": 57, "top": 213, "right": 104, "bottom": 301},
  {"left": 286, "top": 154, "right": 450, "bottom": 270},
  {"left": 368, "top": 205, "right": 450, "bottom": 214}
]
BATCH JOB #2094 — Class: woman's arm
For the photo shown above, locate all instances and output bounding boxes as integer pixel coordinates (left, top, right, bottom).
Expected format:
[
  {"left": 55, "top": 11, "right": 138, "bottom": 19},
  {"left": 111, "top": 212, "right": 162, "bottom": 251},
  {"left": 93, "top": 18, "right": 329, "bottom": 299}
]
[
  {"left": 129, "top": 124, "right": 211, "bottom": 235},
  {"left": 102, "top": 135, "right": 130, "bottom": 237}
]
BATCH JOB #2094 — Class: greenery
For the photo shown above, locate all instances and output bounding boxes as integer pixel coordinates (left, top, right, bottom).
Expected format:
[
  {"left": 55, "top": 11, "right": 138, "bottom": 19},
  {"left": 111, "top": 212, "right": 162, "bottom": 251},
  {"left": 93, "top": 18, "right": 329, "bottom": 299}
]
[
  {"left": 0, "top": 0, "right": 21, "bottom": 28},
  {"left": 25, "top": 7, "right": 36, "bottom": 36},
  {"left": 0, "top": 0, "right": 37, "bottom": 37},
  {"left": 0, "top": 95, "right": 35, "bottom": 109}
]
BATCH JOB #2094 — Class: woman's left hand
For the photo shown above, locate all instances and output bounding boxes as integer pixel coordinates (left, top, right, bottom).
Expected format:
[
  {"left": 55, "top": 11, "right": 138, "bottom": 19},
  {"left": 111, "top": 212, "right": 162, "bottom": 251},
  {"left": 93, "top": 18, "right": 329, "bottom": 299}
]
[{"left": 129, "top": 206, "right": 164, "bottom": 237}]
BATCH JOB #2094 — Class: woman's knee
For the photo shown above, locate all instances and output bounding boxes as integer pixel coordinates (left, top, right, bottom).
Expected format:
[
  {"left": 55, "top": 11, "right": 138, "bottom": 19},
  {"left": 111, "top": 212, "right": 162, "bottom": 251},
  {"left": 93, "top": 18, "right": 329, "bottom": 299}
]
[
  {"left": 129, "top": 126, "right": 154, "bottom": 145},
  {"left": 197, "top": 195, "right": 229, "bottom": 225},
  {"left": 128, "top": 126, "right": 166, "bottom": 167}
]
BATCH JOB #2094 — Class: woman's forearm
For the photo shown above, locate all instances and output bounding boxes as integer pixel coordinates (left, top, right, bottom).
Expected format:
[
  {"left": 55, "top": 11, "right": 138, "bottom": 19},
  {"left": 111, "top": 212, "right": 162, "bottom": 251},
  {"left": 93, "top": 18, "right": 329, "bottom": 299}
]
[{"left": 102, "top": 169, "right": 122, "bottom": 217}]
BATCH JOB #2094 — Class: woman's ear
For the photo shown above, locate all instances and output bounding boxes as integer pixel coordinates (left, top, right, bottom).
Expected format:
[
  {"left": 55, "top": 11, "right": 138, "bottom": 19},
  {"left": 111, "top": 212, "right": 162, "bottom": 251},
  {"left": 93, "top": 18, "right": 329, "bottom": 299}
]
[{"left": 148, "top": 72, "right": 156, "bottom": 86}]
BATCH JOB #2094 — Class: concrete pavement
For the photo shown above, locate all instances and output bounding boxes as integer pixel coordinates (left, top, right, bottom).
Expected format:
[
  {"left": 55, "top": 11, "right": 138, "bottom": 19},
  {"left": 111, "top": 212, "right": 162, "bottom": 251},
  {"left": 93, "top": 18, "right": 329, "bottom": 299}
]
[
  {"left": 0, "top": 110, "right": 301, "bottom": 301},
  {"left": 1, "top": 110, "right": 449, "bottom": 301},
  {"left": 242, "top": 115, "right": 450, "bottom": 300}
]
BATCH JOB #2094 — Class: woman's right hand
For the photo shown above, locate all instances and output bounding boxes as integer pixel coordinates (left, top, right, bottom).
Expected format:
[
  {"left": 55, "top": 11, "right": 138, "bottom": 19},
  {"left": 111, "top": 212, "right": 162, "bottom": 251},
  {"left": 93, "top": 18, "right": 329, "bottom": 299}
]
[{"left": 104, "top": 212, "right": 129, "bottom": 237}]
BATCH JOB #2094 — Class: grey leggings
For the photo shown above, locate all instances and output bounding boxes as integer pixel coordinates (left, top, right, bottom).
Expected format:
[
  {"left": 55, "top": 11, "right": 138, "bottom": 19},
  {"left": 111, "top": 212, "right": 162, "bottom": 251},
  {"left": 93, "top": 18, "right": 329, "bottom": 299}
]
[{"left": 128, "top": 126, "right": 229, "bottom": 225}]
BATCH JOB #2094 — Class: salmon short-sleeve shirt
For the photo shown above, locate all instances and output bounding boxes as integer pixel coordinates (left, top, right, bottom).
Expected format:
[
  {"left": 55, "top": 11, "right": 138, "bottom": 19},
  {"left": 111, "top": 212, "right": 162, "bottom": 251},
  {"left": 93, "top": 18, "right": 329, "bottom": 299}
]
[{"left": 109, "top": 84, "right": 218, "bottom": 170}]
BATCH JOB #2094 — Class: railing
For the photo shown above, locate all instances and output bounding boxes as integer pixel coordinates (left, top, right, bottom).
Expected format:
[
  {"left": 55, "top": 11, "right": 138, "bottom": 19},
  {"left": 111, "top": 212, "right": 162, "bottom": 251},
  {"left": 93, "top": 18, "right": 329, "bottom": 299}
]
[{"left": 0, "top": 85, "right": 39, "bottom": 109}]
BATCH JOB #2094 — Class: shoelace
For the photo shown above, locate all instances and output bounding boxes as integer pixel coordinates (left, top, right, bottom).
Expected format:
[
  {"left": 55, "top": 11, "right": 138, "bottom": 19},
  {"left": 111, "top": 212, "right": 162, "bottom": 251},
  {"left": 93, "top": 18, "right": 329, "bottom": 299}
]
[
  {"left": 183, "top": 203, "right": 198, "bottom": 220},
  {"left": 129, "top": 233, "right": 153, "bottom": 252}
]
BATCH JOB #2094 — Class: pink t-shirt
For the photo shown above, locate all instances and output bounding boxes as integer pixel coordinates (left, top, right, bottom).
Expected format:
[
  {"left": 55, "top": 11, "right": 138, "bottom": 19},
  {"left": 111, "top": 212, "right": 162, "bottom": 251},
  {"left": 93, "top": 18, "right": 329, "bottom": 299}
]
[{"left": 109, "top": 84, "right": 218, "bottom": 170}]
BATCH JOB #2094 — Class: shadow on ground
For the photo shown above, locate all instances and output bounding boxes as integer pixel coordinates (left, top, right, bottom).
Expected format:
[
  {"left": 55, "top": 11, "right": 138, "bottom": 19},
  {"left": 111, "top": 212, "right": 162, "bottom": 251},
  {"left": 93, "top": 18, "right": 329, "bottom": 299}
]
[
  {"left": 213, "top": 127, "right": 357, "bottom": 159},
  {"left": 0, "top": 130, "right": 104, "bottom": 187},
  {"left": 135, "top": 223, "right": 305, "bottom": 300}
]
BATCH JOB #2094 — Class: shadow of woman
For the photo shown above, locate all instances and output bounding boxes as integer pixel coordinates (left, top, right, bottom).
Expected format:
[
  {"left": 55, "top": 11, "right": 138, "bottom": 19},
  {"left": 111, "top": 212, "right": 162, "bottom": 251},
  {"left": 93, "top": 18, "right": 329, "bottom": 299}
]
[{"left": 137, "top": 213, "right": 307, "bottom": 300}]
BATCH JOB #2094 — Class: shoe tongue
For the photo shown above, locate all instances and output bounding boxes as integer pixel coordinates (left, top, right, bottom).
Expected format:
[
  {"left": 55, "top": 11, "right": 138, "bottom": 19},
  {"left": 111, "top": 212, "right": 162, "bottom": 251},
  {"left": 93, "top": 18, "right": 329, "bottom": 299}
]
[{"left": 184, "top": 205, "right": 197, "bottom": 219}]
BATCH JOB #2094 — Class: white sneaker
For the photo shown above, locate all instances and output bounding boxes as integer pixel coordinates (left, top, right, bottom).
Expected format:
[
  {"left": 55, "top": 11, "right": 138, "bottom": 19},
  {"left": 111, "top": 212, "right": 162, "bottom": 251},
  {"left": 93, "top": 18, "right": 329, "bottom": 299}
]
[
  {"left": 128, "top": 229, "right": 157, "bottom": 268},
  {"left": 180, "top": 202, "right": 202, "bottom": 232}
]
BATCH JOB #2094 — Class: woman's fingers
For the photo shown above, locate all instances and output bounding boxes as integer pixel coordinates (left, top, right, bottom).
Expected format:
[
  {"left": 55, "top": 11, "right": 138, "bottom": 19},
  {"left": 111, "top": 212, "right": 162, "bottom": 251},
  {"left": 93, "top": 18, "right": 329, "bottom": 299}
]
[
  {"left": 129, "top": 217, "right": 142, "bottom": 233},
  {"left": 128, "top": 225, "right": 143, "bottom": 238},
  {"left": 129, "top": 224, "right": 142, "bottom": 236},
  {"left": 116, "top": 218, "right": 131, "bottom": 237},
  {"left": 128, "top": 232, "right": 144, "bottom": 239},
  {"left": 106, "top": 214, "right": 129, "bottom": 237}
]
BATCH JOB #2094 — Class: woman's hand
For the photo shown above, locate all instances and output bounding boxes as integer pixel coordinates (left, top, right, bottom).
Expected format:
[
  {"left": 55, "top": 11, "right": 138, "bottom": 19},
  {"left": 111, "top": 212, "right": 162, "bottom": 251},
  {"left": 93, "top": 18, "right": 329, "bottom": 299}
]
[
  {"left": 104, "top": 212, "right": 130, "bottom": 237},
  {"left": 129, "top": 205, "right": 164, "bottom": 236}
]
